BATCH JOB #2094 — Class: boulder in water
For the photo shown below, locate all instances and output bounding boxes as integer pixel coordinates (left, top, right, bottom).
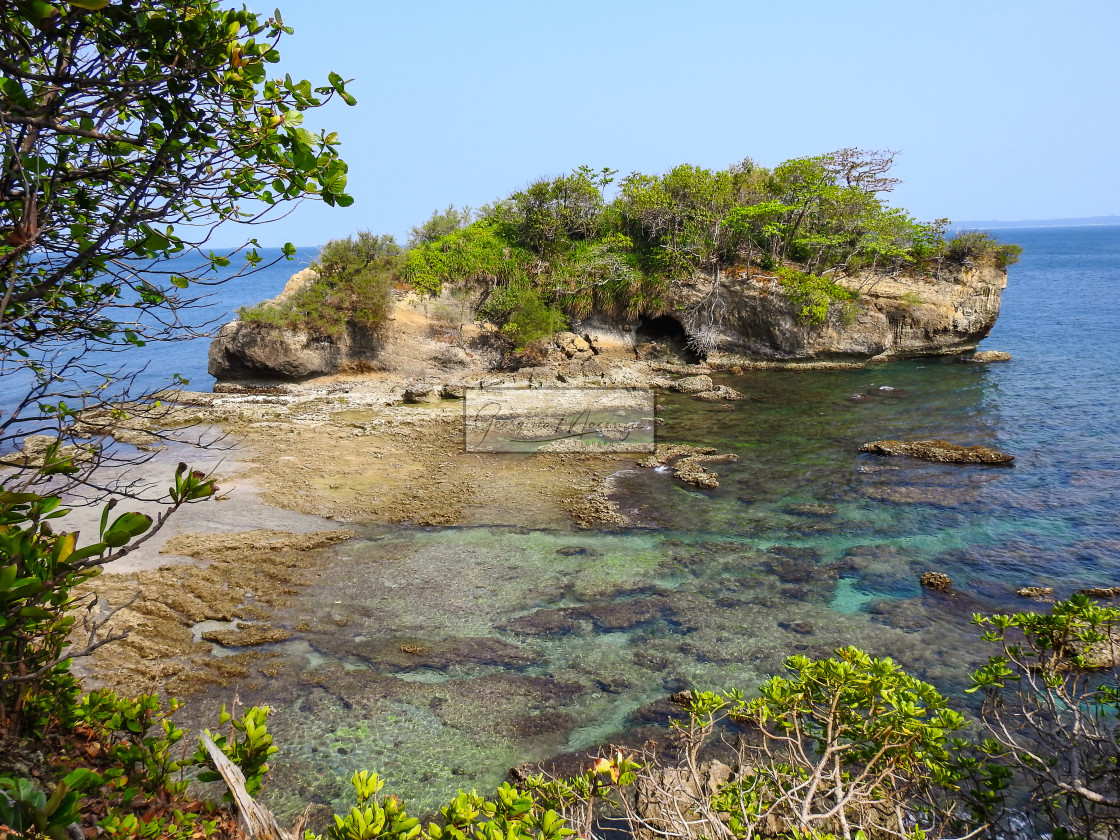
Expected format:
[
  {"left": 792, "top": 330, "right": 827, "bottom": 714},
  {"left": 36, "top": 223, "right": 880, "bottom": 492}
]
[
  {"left": 670, "top": 374, "right": 714, "bottom": 394},
  {"left": 1017, "top": 586, "right": 1055, "bottom": 600},
  {"left": 965, "top": 350, "right": 1012, "bottom": 363}
]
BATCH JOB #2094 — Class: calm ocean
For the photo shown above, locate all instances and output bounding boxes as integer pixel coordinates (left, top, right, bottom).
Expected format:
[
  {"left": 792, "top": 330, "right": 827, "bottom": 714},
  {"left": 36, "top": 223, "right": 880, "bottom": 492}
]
[{"left": 0, "top": 247, "right": 319, "bottom": 416}]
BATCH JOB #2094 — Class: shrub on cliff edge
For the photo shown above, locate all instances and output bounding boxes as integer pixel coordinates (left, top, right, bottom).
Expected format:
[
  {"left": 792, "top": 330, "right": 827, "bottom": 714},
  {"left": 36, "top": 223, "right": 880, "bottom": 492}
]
[
  {"left": 239, "top": 232, "right": 401, "bottom": 338},
  {"left": 946, "top": 231, "right": 1023, "bottom": 268}
]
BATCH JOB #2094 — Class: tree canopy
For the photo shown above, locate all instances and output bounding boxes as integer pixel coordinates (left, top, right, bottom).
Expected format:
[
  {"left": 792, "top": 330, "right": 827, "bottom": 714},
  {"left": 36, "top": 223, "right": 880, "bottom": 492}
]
[
  {"left": 0, "top": 0, "right": 355, "bottom": 447},
  {"left": 402, "top": 150, "right": 1020, "bottom": 346}
]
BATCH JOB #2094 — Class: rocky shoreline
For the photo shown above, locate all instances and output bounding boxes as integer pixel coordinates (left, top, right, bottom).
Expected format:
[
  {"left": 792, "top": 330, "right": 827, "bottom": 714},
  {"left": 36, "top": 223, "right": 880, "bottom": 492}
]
[
  {"left": 74, "top": 361, "right": 751, "bottom": 699},
  {"left": 71, "top": 306, "right": 1023, "bottom": 703},
  {"left": 53, "top": 258, "right": 1029, "bottom": 819}
]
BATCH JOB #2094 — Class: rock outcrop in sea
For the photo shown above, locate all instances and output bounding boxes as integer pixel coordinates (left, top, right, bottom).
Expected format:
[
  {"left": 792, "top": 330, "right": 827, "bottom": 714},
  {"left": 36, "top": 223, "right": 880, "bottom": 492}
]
[{"left": 859, "top": 439, "right": 1015, "bottom": 465}]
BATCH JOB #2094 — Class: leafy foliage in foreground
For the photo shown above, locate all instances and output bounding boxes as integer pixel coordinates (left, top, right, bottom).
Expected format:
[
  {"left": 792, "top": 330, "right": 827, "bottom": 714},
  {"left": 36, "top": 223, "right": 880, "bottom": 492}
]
[
  {"left": 313, "top": 772, "right": 576, "bottom": 840},
  {"left": 967, "top": 595, "right": 1120, "bottom": 837},
  {"left": 1, "top": 457, "right": 217, "bottom": 739},
  {"left": 0, "top": 690, "right": 273, "bottom": 840},
  {"left": 677, "top": 648, "right": 964, "bottom": 840},
  {"left": 6, "top": 599, "right": 1120, "bottom": 839},
  {"left": 1, "top": 0, "right": 356, "bottom": 452}
]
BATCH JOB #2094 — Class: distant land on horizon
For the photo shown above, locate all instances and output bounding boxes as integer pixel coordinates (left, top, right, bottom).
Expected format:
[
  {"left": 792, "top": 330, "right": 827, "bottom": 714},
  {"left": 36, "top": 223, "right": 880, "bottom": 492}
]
[{"left": 953, "top": 215, "right": 1120, "bottom": 229}]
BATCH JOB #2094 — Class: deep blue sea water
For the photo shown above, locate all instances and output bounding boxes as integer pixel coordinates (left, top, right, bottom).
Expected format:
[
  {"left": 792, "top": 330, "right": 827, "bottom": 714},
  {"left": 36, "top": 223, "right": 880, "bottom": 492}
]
[{"left": 0, "top": 247, "right": 318, "bottom": 418}]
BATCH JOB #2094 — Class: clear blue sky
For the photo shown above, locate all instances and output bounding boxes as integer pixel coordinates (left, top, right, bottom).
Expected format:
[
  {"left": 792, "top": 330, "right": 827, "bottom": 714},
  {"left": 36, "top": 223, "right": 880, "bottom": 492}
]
[{"left": 241, "top": 0, "right": 1120, "bottom": 247}]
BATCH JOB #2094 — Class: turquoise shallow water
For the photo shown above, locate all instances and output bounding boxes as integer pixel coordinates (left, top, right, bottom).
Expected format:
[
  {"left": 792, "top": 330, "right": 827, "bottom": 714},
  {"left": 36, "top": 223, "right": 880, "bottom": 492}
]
[
  {"left": 12, "top": 229, "right": 1118, "bottom": 818},
  {"left": 167, "top": 226, "right": 1120, "bottom": 818}
]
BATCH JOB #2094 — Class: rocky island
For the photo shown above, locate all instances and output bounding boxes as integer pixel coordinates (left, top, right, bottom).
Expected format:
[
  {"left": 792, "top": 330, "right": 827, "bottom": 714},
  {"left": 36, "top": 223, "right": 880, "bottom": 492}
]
[{"left": 209, "top": 152, "right": 1018, "bottom": 388}]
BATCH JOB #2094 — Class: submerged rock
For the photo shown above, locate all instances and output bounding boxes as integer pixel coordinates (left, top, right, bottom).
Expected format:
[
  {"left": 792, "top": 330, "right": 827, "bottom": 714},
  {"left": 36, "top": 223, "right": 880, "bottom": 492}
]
[
  {"left": 860, "top": 482, "right": 981, "bottom": 507},
  {"left": 785, "top": 502, "right": 838, "bottom": 518},
  {"left": 556, "top": 546, "right": 600, "bottom": 557},
  {"left": 499, "top": 608, "right": 583, "bottom": 637},
  {"left": 582, "top": 597, "right": 669, "bottom": 631},
  {"left": 919, "top": 571, "right": 953, "bottom": 592},
  {"left": 353, "top": 636, "right": 542, "bottom": 671},
  {"left": 764, "top": 546, "right": 826, "bottom": 584},
  {"left": 865, "top": 598, "right": 930, "bottom": 633},
  {"left": 859, "top": 439, "right": 1014, "bottom": 465},
  {"left": 779, "top": 620, "right": 815, "bottom": 635}
]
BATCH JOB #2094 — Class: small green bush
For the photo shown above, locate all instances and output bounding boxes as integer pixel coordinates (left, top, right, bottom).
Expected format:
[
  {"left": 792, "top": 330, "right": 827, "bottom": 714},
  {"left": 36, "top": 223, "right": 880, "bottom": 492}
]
[
  {"left": 479, "top": 285, "right": 568, "bottom": 349},
  {"left": 239, "top": 231, "right": 401, "bottom": 337},
  {"left": 775, "top": 267, "right": 858, "bottom": 325},
  {"left": 75, "top": 690, "right": 188, "bottom": 799},
  {"left": 402, "top": 221, "right": 533, "bottom": 298},
  {"left": 946, "top": 231, "right": 1022, "bottom": 268},
  {"left": 408, "top": 205, "right": 474, "bottom": 248}
]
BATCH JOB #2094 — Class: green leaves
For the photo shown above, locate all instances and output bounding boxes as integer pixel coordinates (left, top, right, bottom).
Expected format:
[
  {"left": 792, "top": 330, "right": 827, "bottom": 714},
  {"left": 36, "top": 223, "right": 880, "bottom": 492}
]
[
  {"left": 0, "top": 461, "right": 217, "bottom": 736},
  {"left": 310, "top": 771, "right": 579, "bottom": 840},
  {"left": 774, "top": 266, "right": 857, "bottom": 325},
  {"left": 170, "top": 462, "right": 219, "bottom": 503},
  {"left": 698, "top": 647, "right": 965, "bottom": 837},
  {"left": 326, "top": 71, "right": 358, "bottom": 106},
  {"left": 194, "top": 704, "right": 277, "bottom": 798},
  {"left": 1, "top": 0, "right": 355, "bottom": 369},
  {"left": 99, "top": 511, "right": 152, "bottom": 548}
]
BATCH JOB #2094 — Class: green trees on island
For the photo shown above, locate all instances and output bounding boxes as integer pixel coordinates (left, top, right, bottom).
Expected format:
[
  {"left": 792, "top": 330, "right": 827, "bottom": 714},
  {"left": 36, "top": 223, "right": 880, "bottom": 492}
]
[
  {"left": 395, "top": 150, "right": 1019, "bottom": 348},
  {"left": 238, "top": 151, "right": 1020, "bottom": 353}
]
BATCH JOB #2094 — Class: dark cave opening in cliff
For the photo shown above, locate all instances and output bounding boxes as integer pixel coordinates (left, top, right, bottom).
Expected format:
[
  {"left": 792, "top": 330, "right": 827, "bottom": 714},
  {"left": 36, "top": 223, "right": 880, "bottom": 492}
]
[{"left": 636, "top": 314, "right": 702, "bottom": 364}]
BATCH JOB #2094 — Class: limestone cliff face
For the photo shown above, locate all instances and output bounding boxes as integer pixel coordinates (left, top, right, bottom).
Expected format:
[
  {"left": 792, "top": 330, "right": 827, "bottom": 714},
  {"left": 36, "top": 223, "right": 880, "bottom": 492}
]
[
  {"left": 208, "top": 262, "right": 1006, "bottom": 380},
  {"left": 208, "top": 287, "right": 499, "bottom": 381},
  {"left": 670, "top": 262, "right": 1007, "bottom": 365},
  {"left": 208, "top": 320, "right": 376, "bottom": 380}
]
